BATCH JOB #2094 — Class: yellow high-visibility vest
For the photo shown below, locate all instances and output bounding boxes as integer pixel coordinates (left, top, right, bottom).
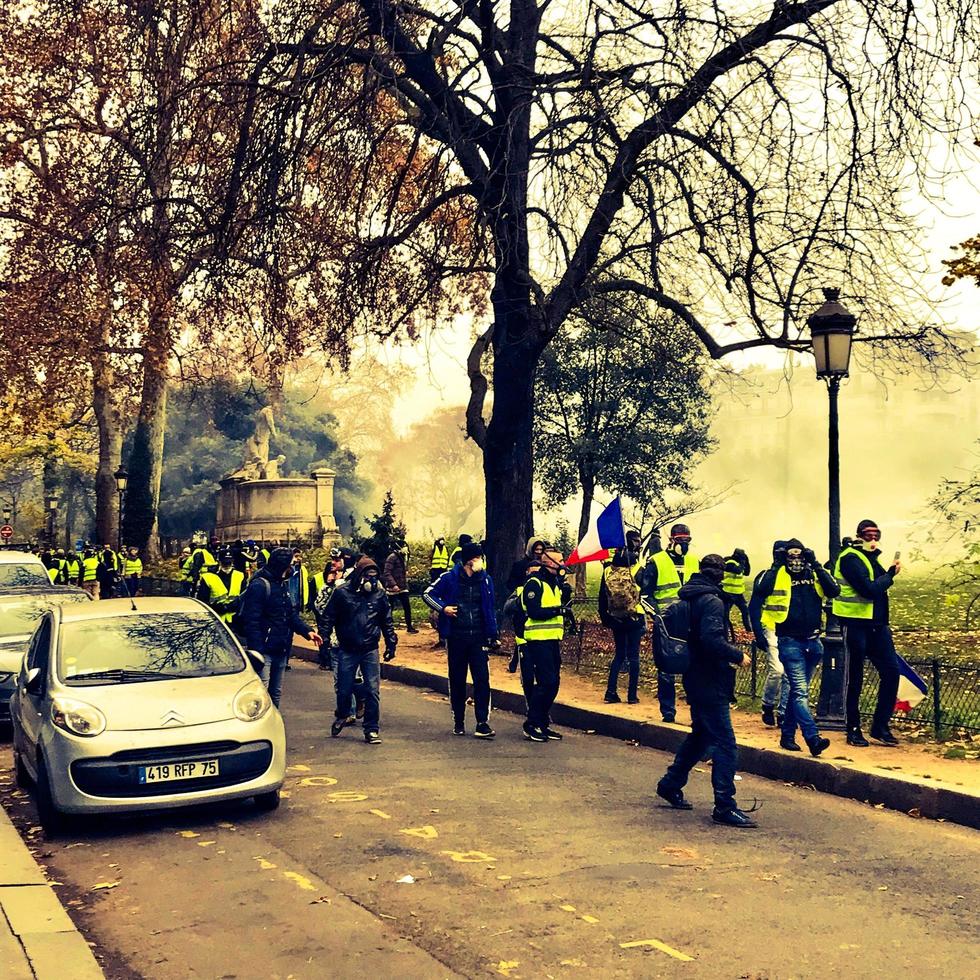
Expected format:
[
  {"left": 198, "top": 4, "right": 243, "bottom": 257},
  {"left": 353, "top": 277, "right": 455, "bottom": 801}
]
[
  {"left": 82, "top": 557, "right": 100, "bottom": 582},
  {"left": 521, "top": 579, "right": 564, "bottom": 642},
  {"left": 430, "top": 544, "right": 450, "bottom": 570},
  {"left": 199, "top": 570, "right": 245, "bottom": 623},
  {"left": 760, "top": 566, "right": 825, "bottom": 627},
  {"left": 832, "top": 548, "right": 875, "bottom": 620},
  {"left": 123, "top": 557, "right": 143, "bottom": 576},
  {"left": 648, "top": 551, "right": 699, "bottom": 603}
]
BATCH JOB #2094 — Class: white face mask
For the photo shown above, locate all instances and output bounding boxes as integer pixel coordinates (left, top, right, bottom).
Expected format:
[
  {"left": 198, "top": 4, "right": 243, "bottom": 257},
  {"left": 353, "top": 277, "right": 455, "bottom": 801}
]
[
  {"left": 469, "top": 559, "right": 484, "bottom": 573},
  {"left": 362, "top": 577, "right": 377, "bottom": 592},
  {"left": 860, "top": 537, "right": 879, "bottom": 552}
]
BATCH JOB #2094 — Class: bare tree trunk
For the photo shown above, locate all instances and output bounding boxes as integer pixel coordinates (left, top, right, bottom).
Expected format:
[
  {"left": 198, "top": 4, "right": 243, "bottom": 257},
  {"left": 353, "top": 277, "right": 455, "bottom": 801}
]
[{"left": 92, "top": 360, "right": 121, "bottom": 548}]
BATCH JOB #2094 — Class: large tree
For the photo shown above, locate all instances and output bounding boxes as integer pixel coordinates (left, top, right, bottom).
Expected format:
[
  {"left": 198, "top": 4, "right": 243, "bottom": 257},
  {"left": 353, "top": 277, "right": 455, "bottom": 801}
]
[
  {"left": 233, "top": 0, "right": 976, "bottom": 580},
  {"left": 534, "top": 294, "right": 715, "bottom": 561}
]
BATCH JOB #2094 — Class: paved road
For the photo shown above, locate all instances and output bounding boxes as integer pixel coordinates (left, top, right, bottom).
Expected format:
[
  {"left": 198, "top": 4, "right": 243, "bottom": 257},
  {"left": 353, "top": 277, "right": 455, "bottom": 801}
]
[{"left": 2, "top": 661, "right": 978, "bottom": 979}]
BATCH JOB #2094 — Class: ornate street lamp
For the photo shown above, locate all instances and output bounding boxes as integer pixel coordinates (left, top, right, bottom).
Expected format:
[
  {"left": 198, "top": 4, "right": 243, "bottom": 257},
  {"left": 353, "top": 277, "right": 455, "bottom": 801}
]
[
  {"left": 808, "top": 287, "right": 856, "bottom": 728},
  {"left": 114, "top": 465, "right": 129, "bottom": 553}
]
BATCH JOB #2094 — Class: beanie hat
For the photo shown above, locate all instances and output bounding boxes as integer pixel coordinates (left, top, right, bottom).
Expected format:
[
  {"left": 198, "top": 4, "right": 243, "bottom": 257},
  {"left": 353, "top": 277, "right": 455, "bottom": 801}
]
[
  {"left": 459, "top": 542, "right": 483, "bottom": 563},
  {"left": 699, "top": 554, "right": 726, "bottom": 582},
  {"left": 458, "top": 533, "right": 473, "bottom": 546},
  {"left": 856, "top": 519, "right": 879, "bottom": 535},
  {"left": 670, "top": 523, "right": 691, "bottom": 538},
  {"left": 784, "top": 538, "right": 804, "bottom": 551}
]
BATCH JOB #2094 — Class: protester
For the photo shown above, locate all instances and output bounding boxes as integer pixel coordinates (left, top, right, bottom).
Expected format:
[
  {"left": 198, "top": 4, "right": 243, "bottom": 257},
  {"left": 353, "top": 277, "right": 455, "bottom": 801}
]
[
  {"left": 81, "top": 547, "right": 100, "bottom": 597},
  {"left": 195, "top": 549, "right": 246, "bottom": 626},
  {"left": 655, "top": 555, "right": 757, "bottom": 828},
  {"left": 96, "top": 545, "right": 120, "bottom": 599},
  {"left": 503, "top": 557, "right": 542, "bottom": 677},
  {"left": 122, "top": 546, "right": 143, "bottom": 597},
  {"left": 429, "top": 536, "right": 450, "bottom": 582},
  {"left": 641, "top": 523, "right": 699, "bottom": 722},
  {"left": 178, "top": 546, "right": 196, "bottom": 594},
  {"left": 752, "top": 539, "right": 838, "bottom": 755},
  {"left": 424, "top": 542, "right": 500, "bottom": 737},
  {"left": 319, "top": 556, "right": 397, "bottom": 745},
  {"left": 749, "top": 541, "right": 790, "bottom": 728},
  {"left": 383, "top": 540, "right": 418, "bottom": 633},
  {"left": 239, "top": 547, "right": 323, "bottom": 708},
  {"left": 62, "top": 549, "right": 83, "bottom": 587},
  {"left": 600, "top": 532, "right": 645, "bottom": 704},
  {"left": 721, "top": 549, "right": 752, "bottom": 632},
  {"left": 506, "top": 536, "right": 548, "bottom": 594},
  {"left": 519, "top": 548, "right": 571, "bottom": 742},
  {"left": 834, "top": 519, "right": 902, "bottom": 747},
  {"left": 311, "top": 549, "right": 345, "bottom": 669}
]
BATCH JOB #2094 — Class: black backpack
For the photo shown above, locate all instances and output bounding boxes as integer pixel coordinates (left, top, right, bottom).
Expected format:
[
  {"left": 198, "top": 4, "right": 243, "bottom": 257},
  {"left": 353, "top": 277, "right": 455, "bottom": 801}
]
[{"left": 651, "top": 599, "right": 692, "bottom": 674}]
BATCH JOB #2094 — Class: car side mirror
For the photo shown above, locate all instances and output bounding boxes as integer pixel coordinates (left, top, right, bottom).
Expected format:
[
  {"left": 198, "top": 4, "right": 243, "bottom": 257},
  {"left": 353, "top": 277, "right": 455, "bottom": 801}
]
[
  {"left": 246, "top": 650, "right": 265, "bottom": 672},
  {"left": 25, "top": 667, "right": 43, "bottom": 696}
]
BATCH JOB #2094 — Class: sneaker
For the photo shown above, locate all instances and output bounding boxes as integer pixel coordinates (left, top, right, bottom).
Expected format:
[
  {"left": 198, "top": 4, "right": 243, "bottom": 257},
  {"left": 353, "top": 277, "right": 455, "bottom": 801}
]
[
  {"left": 453, "top": 721, "right": 466, "bottom": 737},
  {"left": 542, "top": 727, "right": 563, "bottom": 741},
  {"left": 761, "top": 705, "right": 776, "bottom": 727},
  {"left": 628, "top": 696, "right": 640, "bottom": 705},
  {"left": 712, "top": 807, "right": 757, "bottom": 829},
  {"left": 522, "top": 722, "right": 547, "bottom": 743},
  {"left": 846, "top": 729, "right": 870, "bottom": 747},
  {"left": 656, "top": 782, "right": 693, "bottom": 810},
  {"left": 779, "top": 737, "right": 802, "bottom": 752},
  {"left": 662, "top": 713, "right": 676, "bottom": 723},
  {"left": 603, "top": 692, "right": 622, "bottom": 704},
  {"left": 364, "top": 731, "right": 381, "bottom": 745},
  {"left": 330, "top": 717, "right": 347, "bottom": 738},
  {"left": 407, "top": 627, "right": 419, "bottom": 634},
  {"left": 807, "top": 736, "right": 831, "bottom": 757},
  {"left": 870, "top": 727, "right": 899, "bottom": 746},
  {"left": 474, "top": 722, "right": 495, "bottom": 739}
]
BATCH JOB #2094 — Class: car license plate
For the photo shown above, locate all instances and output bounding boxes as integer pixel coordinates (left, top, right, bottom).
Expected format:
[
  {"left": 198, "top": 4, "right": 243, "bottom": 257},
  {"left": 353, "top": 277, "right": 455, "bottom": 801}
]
[{"left": 138, "top": 759, "right": 219, "bottom": 784}]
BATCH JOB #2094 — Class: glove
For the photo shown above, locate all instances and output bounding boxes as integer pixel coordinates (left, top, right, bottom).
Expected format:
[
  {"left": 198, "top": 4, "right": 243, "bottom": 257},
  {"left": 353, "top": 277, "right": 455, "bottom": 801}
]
[
  {"left": 383, "top": 647, "right": 396, "bottom": 662},
  {"left": 802, "top": 547, "right": 816, "bottom": 566}
]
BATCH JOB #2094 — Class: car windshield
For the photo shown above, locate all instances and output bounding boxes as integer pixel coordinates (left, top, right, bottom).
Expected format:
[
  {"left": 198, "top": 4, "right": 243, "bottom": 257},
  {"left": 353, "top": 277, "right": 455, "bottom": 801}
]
[
  {"left": 58, "top": 612, "right": 246, "bottom": 685},
  {"left": 0, "top": 594, "right": 90, "bottom": 639},
  {"left": 0, "top": 564, "right": 50, "bottom": 588}
]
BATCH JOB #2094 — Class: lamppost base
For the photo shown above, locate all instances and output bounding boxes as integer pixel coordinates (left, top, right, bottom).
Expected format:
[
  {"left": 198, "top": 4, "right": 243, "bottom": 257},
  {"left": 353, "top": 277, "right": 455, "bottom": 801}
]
[{"left": 816, "top": 623, "right": 848, "bottom": 731}]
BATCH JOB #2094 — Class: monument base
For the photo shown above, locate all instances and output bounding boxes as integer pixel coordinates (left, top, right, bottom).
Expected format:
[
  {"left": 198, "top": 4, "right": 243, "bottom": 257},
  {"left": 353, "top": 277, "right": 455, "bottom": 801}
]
[{"left": 216, "top": 469, "right": 341, "bottom": 548}]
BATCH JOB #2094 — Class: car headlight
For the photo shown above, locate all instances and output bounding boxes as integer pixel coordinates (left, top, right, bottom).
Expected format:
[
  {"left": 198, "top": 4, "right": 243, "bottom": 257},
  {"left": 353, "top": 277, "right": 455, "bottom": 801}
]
[
  {"left": 51, "top": 697, "right": 106, "bottom": 737},
  {"left": 234, "top": 679, "right": 272, "bottom": 722}
]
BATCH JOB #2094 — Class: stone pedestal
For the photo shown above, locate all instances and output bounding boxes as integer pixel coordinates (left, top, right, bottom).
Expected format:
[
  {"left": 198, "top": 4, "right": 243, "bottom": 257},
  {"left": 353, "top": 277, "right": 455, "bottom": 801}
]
[{"left": 215, "top": 469, "right": 342, "bottom": 548}]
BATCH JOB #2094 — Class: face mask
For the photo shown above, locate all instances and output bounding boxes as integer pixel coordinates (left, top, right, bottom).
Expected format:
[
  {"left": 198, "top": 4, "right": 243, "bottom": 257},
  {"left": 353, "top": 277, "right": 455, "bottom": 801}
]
[
  {"left": 786, "top": 551, "right": 805, "bottom": 575},
  {"left": 860, "top": 537, "right": 879, "bottom": 552},
  {"left": 672, "top": 540, "right": 690, "bottom": 556},
  {"left": 362, "top": 577, "right": 377, "bottom": 592},
  {"left": 557, "top": 566, "right": 568, "bottom": 577},
  {"left": 469, "top": 559, "right": 485, "bottom": 573}
]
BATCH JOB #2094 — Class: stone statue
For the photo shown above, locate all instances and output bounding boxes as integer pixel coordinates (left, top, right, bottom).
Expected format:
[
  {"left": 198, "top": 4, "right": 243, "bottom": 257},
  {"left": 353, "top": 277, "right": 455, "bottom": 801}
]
[
  {"left": 229, "top": 405, "right": 281, "bottom": 480},
  {"left": 261, "top": 454, "right": 286, "bottom": 480}
]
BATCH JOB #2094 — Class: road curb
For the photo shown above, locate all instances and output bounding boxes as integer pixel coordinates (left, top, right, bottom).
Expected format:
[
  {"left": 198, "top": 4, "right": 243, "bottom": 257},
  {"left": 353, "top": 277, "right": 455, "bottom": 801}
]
[
  {"left": 365, "top": 659, "right": 979, "bottom": 830},
  {"left": 0, "top": 805, "right": 104, "bottom": 979}
]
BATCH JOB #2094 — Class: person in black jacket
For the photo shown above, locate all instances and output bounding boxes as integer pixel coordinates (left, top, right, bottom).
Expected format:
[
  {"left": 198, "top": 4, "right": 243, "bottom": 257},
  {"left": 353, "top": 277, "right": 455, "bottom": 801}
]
[
  {"left": 505, "top": 537, "right": 548, "bottom": 595},
  {"left": 656, "top": 555, "right": 757, "bottom": 828},
  {"left": 240, "top": 547, "right": 322, "bottom": 707},
  {"left": 599, "top": 534, "right": 645, "bottom": 704},
  {"left": 320, "top": 556, "right": 398, "bottom": 744}
]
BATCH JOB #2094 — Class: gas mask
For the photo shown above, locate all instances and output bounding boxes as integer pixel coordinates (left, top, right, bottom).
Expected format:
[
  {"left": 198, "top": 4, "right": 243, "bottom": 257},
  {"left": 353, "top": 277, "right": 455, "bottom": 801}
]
[
  {"left": 785, "top": 549, "right": 806, "bottom": 575},
  {"left": 361, "top": 576, "right": 378, "bottom": 593},
  {"left": 860, "top": 535, "right": 879, "bottom": 552},
  {"left": 671, "top": 539, "right": 690, "bottom": 556}
]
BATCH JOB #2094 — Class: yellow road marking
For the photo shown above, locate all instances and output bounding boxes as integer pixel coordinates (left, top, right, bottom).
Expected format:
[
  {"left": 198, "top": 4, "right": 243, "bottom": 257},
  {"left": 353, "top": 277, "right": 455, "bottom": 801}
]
[
  {"left": 560, "top": 904, "right": 577, "bottom": 912},
  {"left": 400, "top": 825, "right": 439, "bottom": 839},
  {"left": 300, "top": 776, "right": 339, "bottom": 787},
  {"left": 327, "top": 791, "right": 368, "bottom": 802},
  {"left": 197, "top": 840, "right": 217, "bottom": 847},
  {"left": 496, "top": 961, "right": 519, "bottom": 977},
  {"left": 283, "top": 871, "right": 317, "bottom": 892},
  {"left": 176, "top": 831, "right": 200, "bottom": 839},
  {"left": 369, "top": 809, "right": 392, "bottom": 819},
  {"left": 441, "top": 849, "right": 496, "bottom": 863},
  {"left": 287, "top": 764, "right": 312, "bottom": 772},
  {"left": 620, "top": 939, "right": 693, "bottom": 961},
  {"left": 581, "top": 914, "right": 599, "bottom": 924},
  {"left": 254, "top": 857, "right": 277, "bottom": 870}
]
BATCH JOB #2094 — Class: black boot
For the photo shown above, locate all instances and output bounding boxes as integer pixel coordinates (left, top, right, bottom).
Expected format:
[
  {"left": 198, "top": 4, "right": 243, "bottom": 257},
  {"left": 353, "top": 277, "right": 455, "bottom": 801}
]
[
  {"left": 712, "top": 807, "right": 757, "bottom": 828},
  {"left": 761, "top": 705, "right": 775, "bottom": 727},
  {"left": 846, "top": 729, "right": 870, "bottom": 747},
  {"left": 807, "top": 736, "right": 831, "bottom": 757},
  {"left": 656, "top": 781, "right": 693, "bottom": 810},
  {"left": 779, "top": 737, "right": 802, "bottom": 752},
  {"left": 870, "top": 726, "right": 899, "bottom": 746}
]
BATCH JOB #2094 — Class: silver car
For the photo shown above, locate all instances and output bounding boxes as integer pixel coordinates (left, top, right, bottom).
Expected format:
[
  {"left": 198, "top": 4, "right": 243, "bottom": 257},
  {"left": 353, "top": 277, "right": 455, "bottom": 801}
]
[
  {"left": 11, "top": 597, "right": 285, "bottom": 832},
  {"left": 0, "top": 550, "right": 51, "bottom": 591}
]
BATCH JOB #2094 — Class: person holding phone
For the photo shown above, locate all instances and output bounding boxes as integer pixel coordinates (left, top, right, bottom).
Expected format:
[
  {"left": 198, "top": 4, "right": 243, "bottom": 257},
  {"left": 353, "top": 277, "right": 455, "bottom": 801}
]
[{"left": 832, "top": 520, "right": 902, "bottom": 746}]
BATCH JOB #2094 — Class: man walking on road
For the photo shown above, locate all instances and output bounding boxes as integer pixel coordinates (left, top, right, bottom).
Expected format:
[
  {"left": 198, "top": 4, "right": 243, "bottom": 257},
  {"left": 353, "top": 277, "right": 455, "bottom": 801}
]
[
  {"left": 319, "top": 556, "right": 397, "bottom": 745},
  {"left": 752, "top": 539, "right": 838, "bottom": 756},
  {"left": 519, "top": 548, "right": 571, "bottom": 743},
  {"left": 834, "top": 519, "right": 903, "bottom": 747},
  {"left": 424, "top": 542, "right": 500, "bottom": 738},
  {"left": 656, "top": 554, "right": 758, "bottom": 828},
  {"left": 240, "top": 547, "right": 323, "bottom": 708}
]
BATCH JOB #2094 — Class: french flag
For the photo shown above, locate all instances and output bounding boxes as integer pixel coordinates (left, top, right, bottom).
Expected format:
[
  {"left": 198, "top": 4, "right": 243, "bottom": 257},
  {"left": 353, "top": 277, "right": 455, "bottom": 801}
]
[
  {"left": 894, "top": 654, "right": 928, "bottom": 712},
  {"left": 567, "top": 497, "right": 627, "bottom": 565}
]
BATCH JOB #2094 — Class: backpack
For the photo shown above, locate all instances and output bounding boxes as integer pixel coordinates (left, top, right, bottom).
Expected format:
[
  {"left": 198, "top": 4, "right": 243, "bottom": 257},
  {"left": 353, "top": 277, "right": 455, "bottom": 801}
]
[
  {"left": 651, "top": 599, "right": 692, "bottom": 674},
  {"left": 605, "top": 565, "right": 640, "bottom": 620}
]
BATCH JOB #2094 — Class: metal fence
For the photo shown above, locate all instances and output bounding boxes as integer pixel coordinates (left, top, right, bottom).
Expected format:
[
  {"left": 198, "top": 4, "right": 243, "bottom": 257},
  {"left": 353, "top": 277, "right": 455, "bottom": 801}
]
[{"left": 139, "top": 580, "right": 980, "bottom": 740}]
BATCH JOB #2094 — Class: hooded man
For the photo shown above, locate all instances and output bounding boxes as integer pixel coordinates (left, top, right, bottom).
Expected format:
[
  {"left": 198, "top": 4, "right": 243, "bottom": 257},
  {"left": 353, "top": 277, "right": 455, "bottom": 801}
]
[
  {"left": 383, "top": 540, "right": 417, "bottom": 633},
  {"left": 752, "top": 538, "right": 838, "bottom": 756},
  {"left": 239, "top": 547, "right": 323, "bottom": 707},
  {"left": 424, "top": 542, "right": 500, "bottom": 737},
  {"left": 656, "top": 555, "right": 757, "bottom": 828},
  {"left": 320, "top": 556, "right": 397, "bottom": 744},
  {"left": 833, "top": 519, "right": 902, "bottom": 746},
  {"left": 749, "top": 541, "right": 791, "bottom": 727},
  {"left": 506, "top": 536, "right": 548, "bottom": 594},
  {"left": 640, "top": 523, "right": 700, "bottom": 722},
  {"left": 312, "top": 548, "right": 345, "bottom": 670}
]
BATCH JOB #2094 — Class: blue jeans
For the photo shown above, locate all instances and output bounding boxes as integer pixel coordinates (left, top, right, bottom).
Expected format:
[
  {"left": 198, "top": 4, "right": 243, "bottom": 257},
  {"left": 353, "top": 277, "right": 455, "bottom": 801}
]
[
  {"left": 606, "top": 619, "right": 645, "bottom": 700},
  {"left": 336, "top": 648, "right": 381, "bottom": 733},
  {"left": 778, "top": 637, "right": 823, "bottom": 743},
  {"left": 260, "top": 651, "right": 288, "bottom": 708},
  {"left": 761, "top": 627, "right": 790, "bottom": 714},
  {"left": 661, "top": 700, "right": 738, "bottom": 811}
]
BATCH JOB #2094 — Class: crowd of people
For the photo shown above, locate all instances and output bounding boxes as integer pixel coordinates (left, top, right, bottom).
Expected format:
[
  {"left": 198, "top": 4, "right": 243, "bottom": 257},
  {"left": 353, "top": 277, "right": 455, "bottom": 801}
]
[{"left": 35, "top": 517, "right": 902, "bottom": 830}]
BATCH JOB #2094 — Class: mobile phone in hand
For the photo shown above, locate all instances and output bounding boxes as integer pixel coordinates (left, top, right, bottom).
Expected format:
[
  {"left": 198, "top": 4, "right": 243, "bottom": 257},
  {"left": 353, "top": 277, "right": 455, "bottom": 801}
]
[{"left": 893, "top": 551, "right": 901, "bottom": 562}]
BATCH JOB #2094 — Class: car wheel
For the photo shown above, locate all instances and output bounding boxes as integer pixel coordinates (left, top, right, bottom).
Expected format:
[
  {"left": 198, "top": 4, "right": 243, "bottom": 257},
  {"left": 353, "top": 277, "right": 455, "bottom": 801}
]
[
  {"left": 13, "top": 747, "right": 30, "bottom": 789},
  {"left": 34, "top": 756, "right": 67, "bottom": 837},
  {"left": 253, "top": 789, "right": 281, "bottom": 812}
]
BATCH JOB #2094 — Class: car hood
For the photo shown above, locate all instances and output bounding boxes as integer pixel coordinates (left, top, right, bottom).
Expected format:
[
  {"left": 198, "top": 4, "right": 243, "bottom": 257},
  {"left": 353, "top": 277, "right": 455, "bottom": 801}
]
[
  {"left": 0, "top": 638, "right": 29, "bottom": 673},
  {"left": 55, "top": 671, "right": 255, "bottom": 731}
]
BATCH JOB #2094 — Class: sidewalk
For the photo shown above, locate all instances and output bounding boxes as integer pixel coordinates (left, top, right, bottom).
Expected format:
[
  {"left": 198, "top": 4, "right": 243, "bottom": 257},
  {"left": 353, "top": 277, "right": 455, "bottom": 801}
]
[
  {"left": 0, "top": 806, "right": 104, "bottom": 979},
  {"left": 294, "top": 627, "right": 980, "bottom": 830}
]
